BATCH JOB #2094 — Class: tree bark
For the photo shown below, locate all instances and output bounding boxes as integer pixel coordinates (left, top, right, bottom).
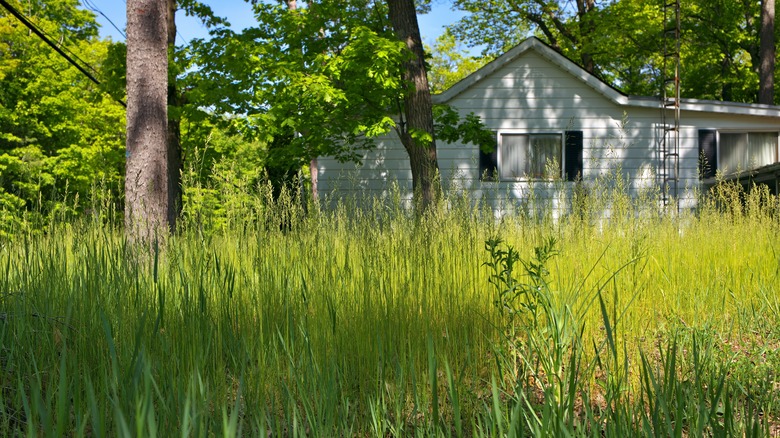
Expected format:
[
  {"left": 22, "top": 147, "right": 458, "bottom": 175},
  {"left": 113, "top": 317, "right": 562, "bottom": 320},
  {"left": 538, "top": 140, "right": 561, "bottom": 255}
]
[
  {"left": 759, "top": 0, "right": 775, "bottom": 104},
  {"left": 125, "top": 0, "right": 171, "bottom": 242},
  {"left": 576, "top": 0, "right": 596, "bottom": 73},
  {"left": 282, "top": 0, "right": 319, "bottom": 203},
  {"left": 167, "top": 0, "right": 182, "bottom": 229},
  {"left": 386, "top": 0, "right": 440, "bottom": 212}
]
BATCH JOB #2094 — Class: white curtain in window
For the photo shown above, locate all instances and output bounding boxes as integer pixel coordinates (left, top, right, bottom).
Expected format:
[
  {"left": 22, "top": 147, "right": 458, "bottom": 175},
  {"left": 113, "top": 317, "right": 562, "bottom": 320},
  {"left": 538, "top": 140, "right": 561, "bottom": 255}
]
[
  {"left": 530, "top": 135, "right": 561, "bottom": 178},
  {"left": 719, "top": 133, "right": 747, "bottom": 173},
  {"left": 747, "top": 132, "right": 777, "bottom": 168},
  {"left": 500, "top": 133, "right": 562, "bottom": 179},
  {"left": 500, "top": 134, "right": 528, "bottom": 179}
]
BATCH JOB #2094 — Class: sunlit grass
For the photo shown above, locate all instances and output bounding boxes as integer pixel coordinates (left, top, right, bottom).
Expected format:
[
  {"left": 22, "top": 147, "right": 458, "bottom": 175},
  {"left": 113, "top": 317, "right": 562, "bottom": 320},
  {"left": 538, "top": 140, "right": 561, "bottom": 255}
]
[{"left": 1, "top": 180, "right": 779, "bottom": 436}]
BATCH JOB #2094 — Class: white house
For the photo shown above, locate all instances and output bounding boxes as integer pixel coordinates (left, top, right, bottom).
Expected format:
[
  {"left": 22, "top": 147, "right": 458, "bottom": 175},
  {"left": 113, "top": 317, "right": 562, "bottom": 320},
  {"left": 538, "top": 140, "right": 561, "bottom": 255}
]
[{"left": 316, "top": 37, "right": 780, "bottom": 214}]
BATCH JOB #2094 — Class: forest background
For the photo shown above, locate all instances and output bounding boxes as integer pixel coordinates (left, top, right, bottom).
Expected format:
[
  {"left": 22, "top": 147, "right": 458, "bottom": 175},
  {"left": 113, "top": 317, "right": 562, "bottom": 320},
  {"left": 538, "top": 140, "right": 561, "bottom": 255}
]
[
  {"left": 1, "top": 0, "right": 778, "bottom": 235},
  {"left": 2, "top": 1, "right": 780, "bottom": 435}
]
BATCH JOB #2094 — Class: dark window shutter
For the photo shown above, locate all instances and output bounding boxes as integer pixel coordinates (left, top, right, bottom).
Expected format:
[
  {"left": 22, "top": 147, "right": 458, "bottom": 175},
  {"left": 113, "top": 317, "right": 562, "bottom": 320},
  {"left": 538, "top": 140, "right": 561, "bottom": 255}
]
[
  {"left": 564, "top": 130, "right": 583, "bottom": 181},
  {"left": 479, "top": 147, "right": 498, "bottom": 181},
  {"left": 698, "top": 129, "right": 717, "bottom": 179}
]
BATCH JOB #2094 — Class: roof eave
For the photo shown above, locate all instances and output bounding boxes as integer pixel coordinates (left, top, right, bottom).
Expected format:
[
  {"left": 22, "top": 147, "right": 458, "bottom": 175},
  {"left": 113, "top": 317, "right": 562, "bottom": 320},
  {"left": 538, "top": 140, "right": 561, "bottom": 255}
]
[{"left": 627, "top": 96, "right": 780, "bottom": 117}]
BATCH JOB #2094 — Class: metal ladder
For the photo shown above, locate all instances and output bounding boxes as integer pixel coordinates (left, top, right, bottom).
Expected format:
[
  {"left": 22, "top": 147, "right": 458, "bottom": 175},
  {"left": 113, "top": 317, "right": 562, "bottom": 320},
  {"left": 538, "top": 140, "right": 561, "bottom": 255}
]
[{"left": 660, "top": 0, "right": 681, "bottom": 211}]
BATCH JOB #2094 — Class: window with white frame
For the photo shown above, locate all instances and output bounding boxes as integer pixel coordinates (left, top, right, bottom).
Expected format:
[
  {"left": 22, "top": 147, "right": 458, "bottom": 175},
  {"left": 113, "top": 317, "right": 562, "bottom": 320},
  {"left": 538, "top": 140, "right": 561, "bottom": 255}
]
[
  {"left": 699, "top": 130, "right": 779, "bottom": 179},
  {"left": 479, "top": 131, "right": 583, "bottom": 182},
  {"left": 718, "top": 132, "right": 778, "bottom": 173},
  {"left": 498, "top": 133, "right": 562, "bottom": 180}
]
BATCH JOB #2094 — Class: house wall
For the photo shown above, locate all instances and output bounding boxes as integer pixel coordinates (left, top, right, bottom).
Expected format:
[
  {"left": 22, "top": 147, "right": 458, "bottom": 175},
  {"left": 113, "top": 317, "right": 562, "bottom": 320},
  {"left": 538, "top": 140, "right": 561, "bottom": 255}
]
[
  {"left": 316, "top": 50, "right": 780, "bottom": 215},
  {"left": 440, "top": 51, "right": 664, "bottom": 216}
]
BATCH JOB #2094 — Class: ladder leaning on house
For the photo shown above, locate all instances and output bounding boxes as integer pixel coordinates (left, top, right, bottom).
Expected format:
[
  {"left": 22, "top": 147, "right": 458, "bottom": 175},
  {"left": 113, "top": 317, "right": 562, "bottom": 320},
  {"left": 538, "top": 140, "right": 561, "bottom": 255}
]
[{"left": 660, "top": 0, "right": 681, "bottom": 211}]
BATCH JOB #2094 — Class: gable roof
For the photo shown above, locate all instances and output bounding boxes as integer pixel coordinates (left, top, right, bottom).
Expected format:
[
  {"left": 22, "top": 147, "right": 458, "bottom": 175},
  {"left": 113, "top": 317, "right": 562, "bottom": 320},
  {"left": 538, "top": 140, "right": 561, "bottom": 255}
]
[{"left": 432, "top": 37, "right": 780, "bottom": 119}]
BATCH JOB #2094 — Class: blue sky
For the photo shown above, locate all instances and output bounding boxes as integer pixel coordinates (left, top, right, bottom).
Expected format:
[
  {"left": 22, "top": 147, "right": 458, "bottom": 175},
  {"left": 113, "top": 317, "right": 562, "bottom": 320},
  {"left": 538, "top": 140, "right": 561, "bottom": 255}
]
[{"left": 82, "top": 0, "right": 466, "bottom": 48}]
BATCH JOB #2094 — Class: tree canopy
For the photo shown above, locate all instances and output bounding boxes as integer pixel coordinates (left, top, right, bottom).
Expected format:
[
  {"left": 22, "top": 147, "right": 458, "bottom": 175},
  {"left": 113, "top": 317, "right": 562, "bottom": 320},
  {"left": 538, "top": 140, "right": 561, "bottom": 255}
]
[
  {"left": 182, "top": 0, "right": 493, "bottom": 211},
  {"left": 184, "top": 1, "right": 409, "bottom": 169},
  {"left": 0, "top": 0, "right": 777, "bottom": 234},
  {"left": 427, "top": 29, "right": 490, "bottom": 94},
  {"left": 0, "top": 0, "right": 125, "bottom": 235},
  {"left": 447, "top": 0, "right": 779, "bottom": 103}
]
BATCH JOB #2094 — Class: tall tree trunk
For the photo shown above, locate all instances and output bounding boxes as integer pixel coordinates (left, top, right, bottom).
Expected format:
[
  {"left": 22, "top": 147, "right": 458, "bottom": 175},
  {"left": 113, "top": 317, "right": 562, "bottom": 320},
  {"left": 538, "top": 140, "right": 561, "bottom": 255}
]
[
  {"left": 576, "top": 0, "right": 596, "bottom": 73},
  {"left": 167, "top": 0, "right": 182, "bottom": 229},
  {"left": 282, "top": 0, "right": 319, "bottom": 203},
  {"left": 284, "top": 0, "right": 319, "bottom": 204},
  {"left": 759, "top": 0, "right": 775, "bottom": 104},
  {"left": 309, "top": 157, "right": 319, "bottom": 203},
  {"left": 386, "top": 0, "right": 440, "bottom": 212},
  {"left": 125, "top": 0, "right": 171, "bottom": 242},
  {"left": 721, "top": 55, "right": 734, "bottom": 101}
]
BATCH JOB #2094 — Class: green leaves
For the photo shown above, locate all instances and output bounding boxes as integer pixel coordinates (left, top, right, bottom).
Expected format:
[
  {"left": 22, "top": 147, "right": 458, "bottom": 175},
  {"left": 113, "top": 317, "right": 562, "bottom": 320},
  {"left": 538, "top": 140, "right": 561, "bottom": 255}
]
[
  {"left": 433, "top": 104, "right": 495, "bottom": 153},
  {"left": 182, "top": 2, "right": 411, "bottom": 168},
  {"left": 449, "top": 0, "right": 772, "bottom": 102},
  {"left": 0, "top": 0, "right": 125, "bottom": 226},
  {"left": 427, "top": 29, "right": 490, "bottom": 93}
]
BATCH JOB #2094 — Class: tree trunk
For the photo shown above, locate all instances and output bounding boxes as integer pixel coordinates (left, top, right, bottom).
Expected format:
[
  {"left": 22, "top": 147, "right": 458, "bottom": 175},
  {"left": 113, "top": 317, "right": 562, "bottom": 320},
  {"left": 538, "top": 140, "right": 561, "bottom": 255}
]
[
  {"left": 284, "top": 0, "right": 320, "bottom": 203},
  {"left": 577, "top": 0, "right": 596, "bottom": 73},
  {"left": 386, "top": 0, "right": 440, "bottom": 212},
  {"left": 125, "top": 0, "right": 171, "bottom": 242},
  {"left": 167, "top": 0, "right": 182, "bottom": 229},
  {"left": 759, "top": 0, "right": 775, "bottom": 104},
  {"left": 721, "top": 55, "right": 734, "bottom": 101},
  {"left": 309, "top": 157, "right": 319, "bottom": 203}
]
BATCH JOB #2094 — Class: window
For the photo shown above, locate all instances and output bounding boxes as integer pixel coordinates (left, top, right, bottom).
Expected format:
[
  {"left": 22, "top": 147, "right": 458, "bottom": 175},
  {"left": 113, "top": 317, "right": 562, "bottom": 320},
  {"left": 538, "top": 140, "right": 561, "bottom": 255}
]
[
  {"left": 479, "top": 131, "right": 583, "bottom": 181},
  {"left": 719, "top": 132, "right": 777, "bottom": 173},
  {"left": 698, "top": 130, "right": 778, "bottom": 178},
  {"left": 499, "top": 134, "right": 561, "bottom": 179}
]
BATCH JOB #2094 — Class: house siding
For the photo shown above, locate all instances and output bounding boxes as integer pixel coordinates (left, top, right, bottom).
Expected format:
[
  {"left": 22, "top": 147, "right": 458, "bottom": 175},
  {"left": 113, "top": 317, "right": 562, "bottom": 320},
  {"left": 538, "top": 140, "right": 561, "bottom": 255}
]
[{"left": 316, "top": 43, "right": 780, "bottom": 215}]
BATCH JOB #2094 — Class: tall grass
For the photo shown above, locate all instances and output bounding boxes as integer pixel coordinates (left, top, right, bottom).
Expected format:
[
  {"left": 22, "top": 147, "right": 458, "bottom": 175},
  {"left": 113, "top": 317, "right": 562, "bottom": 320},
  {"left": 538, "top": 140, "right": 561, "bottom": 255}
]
[{"left": 0, "top": 180, "right": 779, "bottom": 436}]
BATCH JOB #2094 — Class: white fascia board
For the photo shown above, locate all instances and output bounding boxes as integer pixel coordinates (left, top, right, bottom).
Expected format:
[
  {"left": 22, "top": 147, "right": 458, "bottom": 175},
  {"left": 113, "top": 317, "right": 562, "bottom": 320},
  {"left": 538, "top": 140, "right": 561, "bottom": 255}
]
[
  {"left": 627, "top": 96, "right": 780, "bottom": 118},
  {"left": 678, "top": 99, "right": 780, "bottom": 118}
]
